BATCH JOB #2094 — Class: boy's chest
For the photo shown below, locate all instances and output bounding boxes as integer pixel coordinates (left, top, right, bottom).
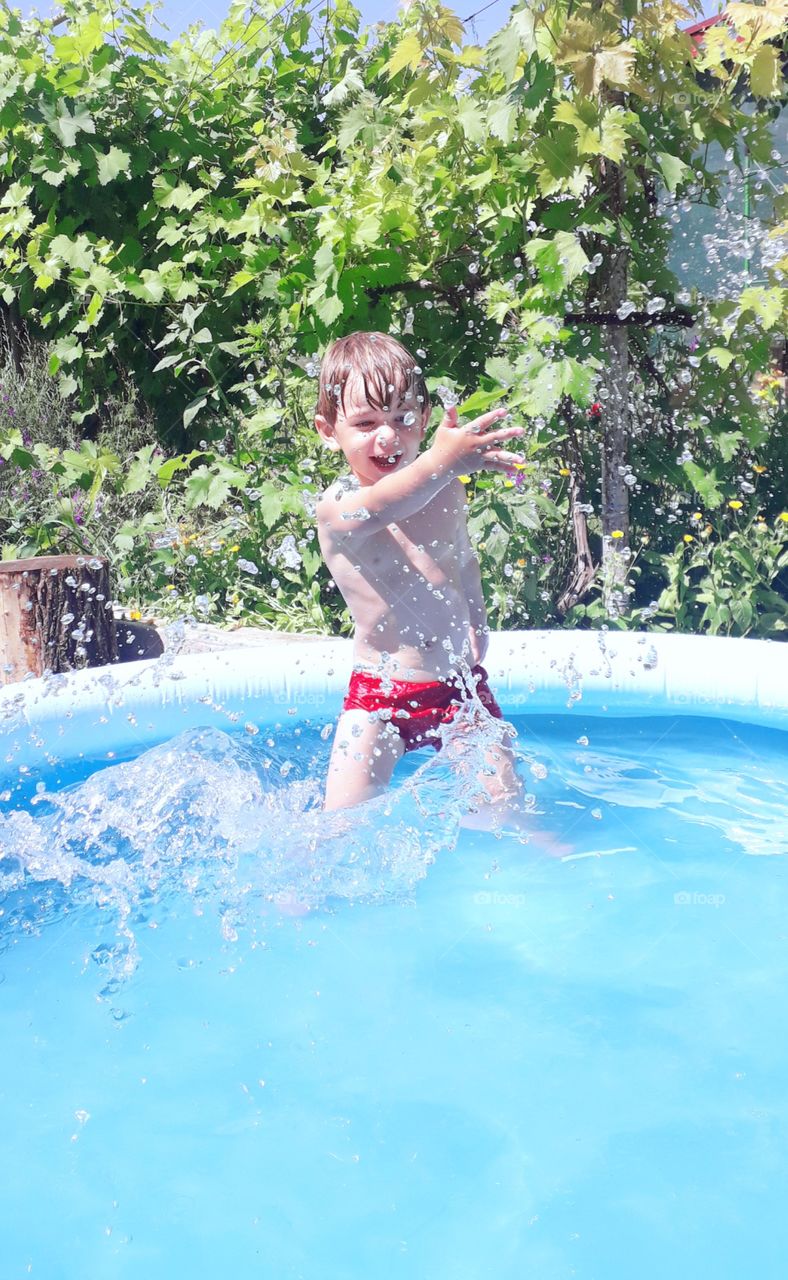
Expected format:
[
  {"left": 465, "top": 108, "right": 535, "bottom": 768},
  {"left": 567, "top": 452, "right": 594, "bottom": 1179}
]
[{"left": 360, "top": 492, "right": 463, "bottom": 582}]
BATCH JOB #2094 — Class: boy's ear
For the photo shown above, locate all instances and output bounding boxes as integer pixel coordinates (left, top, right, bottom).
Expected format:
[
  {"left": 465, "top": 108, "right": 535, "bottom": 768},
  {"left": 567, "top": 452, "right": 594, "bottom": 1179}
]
[{"left": 314, "top": 413, "right": 341, "bottom": 451}]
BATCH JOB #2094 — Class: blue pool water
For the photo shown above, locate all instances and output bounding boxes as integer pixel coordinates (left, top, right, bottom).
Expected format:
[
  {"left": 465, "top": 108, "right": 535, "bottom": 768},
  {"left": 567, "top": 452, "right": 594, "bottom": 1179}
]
[{"left": 1, "top": 713, "right": 787, "bottom": 1278}]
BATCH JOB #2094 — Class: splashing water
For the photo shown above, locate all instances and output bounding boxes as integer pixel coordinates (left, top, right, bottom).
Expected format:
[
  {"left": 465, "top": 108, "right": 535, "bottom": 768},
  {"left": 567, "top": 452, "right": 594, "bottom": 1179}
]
[{"left": 0, "top": 684, "right": 530, "bottom": 990}]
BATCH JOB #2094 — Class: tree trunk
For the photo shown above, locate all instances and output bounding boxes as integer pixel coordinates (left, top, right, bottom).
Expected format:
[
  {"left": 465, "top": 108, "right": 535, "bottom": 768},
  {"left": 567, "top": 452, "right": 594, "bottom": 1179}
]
[
  {"left": 0, "top": 298, "right": 25, "bottom": 376},
  {"left": 0, "top": 555, "right": 118, "bottom": 685},
  {"left": 557, "top": 413, "right": 596, "bottom": 614},
  {"left": 597, "top": 153, "right": 632, "bottom": 620}
]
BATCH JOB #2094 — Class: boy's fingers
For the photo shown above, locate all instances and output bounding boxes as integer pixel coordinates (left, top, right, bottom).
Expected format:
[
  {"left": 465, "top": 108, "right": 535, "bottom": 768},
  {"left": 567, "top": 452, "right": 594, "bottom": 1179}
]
[{"left": 468, "top": 408, "right": 508, "bottom": 433}]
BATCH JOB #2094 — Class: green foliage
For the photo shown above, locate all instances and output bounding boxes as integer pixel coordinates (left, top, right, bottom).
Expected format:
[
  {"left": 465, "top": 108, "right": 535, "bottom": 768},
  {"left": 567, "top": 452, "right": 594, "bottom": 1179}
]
[{"left": 0, "top": 0, "right": 786, "bottom": 638}]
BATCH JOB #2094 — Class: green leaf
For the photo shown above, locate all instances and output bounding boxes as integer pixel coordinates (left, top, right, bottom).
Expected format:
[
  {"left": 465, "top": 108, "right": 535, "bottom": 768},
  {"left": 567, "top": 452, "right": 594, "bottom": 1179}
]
[
  {"left": 716, "top": 431, "right": 742, "bottom": 463},
  {"left": 156, "top": 452, "right": 201, "bottom": 487},
  {"left": 683, "top": 461, "right": 723, "bottom": 508},
  {"left": 657, "top": 151, "right": 690, "bottom": 195},
  {"left": 487, "top": 27, "right": 520, "bottom": 84},
  {"left": 49, "top": 234, "right": 95, "bottom": 271},
  {"left": 43, "top": 102, "right": 96, "bottom": 149},
  {"left": 96, "top": 146, "right": 131, "bottom": 186},
  {"left": 456, "top": 99, "right": 488, "bottom": 143},
  {"left": 185, "top": 465, "right": 230, "bottom": 510},
  {"left": 487, "top": 98, "right": 517, "bottom": 144},
  {"left": 385, "top": 33, "right": 423, "bottom": 78},
  {"left": 315, "top": 293, "right": 344, "bottom": 324},
  {"left": 257, "top": 483, "right": 286, "bottom": 529},
  {"left": 730, "top": 597, "right": 753, "bottom": 631},
  {"left": 706, "top": 346, "right": 735, "bottom": 370},
  {"left": 122, "top": 446, "right": 157, "bottom": 494},
  {"left": 323, "top": 59, "right": 364, "bottom": 105},
  {"left": 525, "top": 232, "right": 587, "bottom": 295},
  {"left": 739, "top": 287, "right": 784, "bottom": 330},
  {"left": 183, "top": 395, "right": 208, "bottom": 429},
  {"left": 751, "top": 45, "right": 780, "bottom": 98}
]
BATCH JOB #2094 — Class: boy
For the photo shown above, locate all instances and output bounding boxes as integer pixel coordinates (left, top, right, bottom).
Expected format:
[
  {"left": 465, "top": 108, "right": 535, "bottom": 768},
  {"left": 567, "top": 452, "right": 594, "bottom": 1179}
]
[{"left": 314, "top": 331, "right": 528, "bottom": 829}]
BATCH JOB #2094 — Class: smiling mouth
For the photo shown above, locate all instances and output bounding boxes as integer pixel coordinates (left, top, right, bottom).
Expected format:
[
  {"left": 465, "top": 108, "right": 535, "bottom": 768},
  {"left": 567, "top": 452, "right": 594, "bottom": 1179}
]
[{"left": 371, "top": 453, "right": 402, "bottom": 470}]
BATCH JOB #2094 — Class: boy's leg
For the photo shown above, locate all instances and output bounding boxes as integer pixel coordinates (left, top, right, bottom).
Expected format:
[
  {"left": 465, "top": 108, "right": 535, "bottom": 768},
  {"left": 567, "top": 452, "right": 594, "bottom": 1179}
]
[
  {"left": 453, "top": 721, "right": 529, "bottom": 831},
  {"left": 323, "top": 709, "right": 406, "bottom": 810}
]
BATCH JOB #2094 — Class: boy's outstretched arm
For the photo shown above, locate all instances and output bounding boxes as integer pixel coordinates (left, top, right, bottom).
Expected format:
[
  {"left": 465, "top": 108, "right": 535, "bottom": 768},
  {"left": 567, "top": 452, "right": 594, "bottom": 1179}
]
[{"left": 317, "top": 406, "right": 524, "bottom": 541}]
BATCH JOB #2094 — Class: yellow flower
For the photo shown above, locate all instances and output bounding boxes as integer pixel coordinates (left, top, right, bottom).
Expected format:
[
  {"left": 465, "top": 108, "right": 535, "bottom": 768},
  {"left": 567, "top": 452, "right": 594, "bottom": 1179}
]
[
  {"left": 756, "top": 514, "right": 765, "bottom": 522},
  {"left": 129, "top": 610, "right": 141, "bottom": 620},
  {"left": 559, "top": 467, "right": 570, "bottom": 477},
  {"left": 683, "top": 534, "right": 694, "bottom": 543},
  {"left": 503, "top": 479, "right": 515, "bottom": 488},
  {"left": 728, "top": 500, "right": 743, "bottom": 510},
  {"left": 753, "top": 465, "right": 767, "bottom": 474},
  {"left": 691, "top": 512, "right": 702, "bottom": 522},
  {"left": 165, "top": 584, "right": 175, "bottom": 591},
  {"left": 779, "top": 512, "right": 788, "bottom": 523},
  {"left": 230, "top": 544, "right": 240, "bottom": 552},
  {"left": 204, "top": 549, "right": 213, "bottom": 557},
  {"left": 516, "top": 558, "right": 526, "bottom": 567},
  {"left": 511, "top": 462, "right": 528, "bottom": 471},
  {"left": 458, "top": 474, "right": 471, "bottom": 484},
  {"left": 611, "top": 530, "right": 624, "bottom": 539}
]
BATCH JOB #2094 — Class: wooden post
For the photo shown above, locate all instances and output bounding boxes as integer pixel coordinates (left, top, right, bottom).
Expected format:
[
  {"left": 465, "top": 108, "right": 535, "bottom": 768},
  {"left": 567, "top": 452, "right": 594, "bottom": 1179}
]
[{"left": 0, "top": 555, "right": 118, "bottom": 685}]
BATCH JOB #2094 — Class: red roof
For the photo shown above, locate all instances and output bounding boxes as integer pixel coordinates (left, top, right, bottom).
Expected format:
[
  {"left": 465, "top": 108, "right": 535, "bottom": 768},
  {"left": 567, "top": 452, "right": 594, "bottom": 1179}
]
[
  {"left": 683, "top": 12, "right": 742, "bottom": 56},
  {"left": 684, "top": 14, "right": 727, "bottom": 43}
]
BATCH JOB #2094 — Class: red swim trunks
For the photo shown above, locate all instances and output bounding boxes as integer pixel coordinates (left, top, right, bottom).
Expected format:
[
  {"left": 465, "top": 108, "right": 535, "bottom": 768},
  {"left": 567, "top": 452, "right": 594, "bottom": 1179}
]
[{"left": 341, "top": 663, "right": 504, "bottom": 754}]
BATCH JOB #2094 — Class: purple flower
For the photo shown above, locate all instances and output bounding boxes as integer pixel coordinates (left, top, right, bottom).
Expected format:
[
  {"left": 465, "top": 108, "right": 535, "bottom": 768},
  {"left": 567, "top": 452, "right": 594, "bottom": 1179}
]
[{"left": 540, "top": 478, "right": 553, "bottom": 494}]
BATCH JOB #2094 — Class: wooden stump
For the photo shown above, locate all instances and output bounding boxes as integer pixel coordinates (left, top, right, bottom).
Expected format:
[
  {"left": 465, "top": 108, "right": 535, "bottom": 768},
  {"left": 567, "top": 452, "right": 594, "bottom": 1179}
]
[{"left": 0, "top": 555, "right": 118, "bottom": 685}]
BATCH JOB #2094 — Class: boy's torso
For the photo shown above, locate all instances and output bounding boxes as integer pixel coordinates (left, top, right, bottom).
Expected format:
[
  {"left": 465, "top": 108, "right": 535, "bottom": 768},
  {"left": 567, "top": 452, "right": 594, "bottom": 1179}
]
[{"left": 318, "top": 478, "right": 472, "bottom": 683}]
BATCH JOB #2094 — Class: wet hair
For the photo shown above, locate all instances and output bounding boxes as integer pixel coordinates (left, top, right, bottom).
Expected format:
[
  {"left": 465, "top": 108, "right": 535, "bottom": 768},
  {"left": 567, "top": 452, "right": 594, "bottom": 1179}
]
[{"left": 315, "top": 331, "right": 431, "bottom": 428}]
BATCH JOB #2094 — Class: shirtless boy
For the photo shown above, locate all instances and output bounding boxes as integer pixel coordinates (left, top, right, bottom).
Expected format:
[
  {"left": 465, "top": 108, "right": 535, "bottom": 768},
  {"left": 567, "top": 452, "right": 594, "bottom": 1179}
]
[{"left": 314, "top": 330, "right": 528, "bottom": 827}]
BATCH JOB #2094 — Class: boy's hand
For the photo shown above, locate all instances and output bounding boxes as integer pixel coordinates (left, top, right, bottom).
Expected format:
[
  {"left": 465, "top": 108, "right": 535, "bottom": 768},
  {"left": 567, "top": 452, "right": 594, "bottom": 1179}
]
[{"left": 429, "top": 405, "right": 525, "bottom": 478}]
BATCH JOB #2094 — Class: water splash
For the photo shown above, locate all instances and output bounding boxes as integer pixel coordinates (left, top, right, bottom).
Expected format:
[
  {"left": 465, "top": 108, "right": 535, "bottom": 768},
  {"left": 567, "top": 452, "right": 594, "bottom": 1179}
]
[{"left": 0, "top": 689, "right": 531, "bottom": 988}]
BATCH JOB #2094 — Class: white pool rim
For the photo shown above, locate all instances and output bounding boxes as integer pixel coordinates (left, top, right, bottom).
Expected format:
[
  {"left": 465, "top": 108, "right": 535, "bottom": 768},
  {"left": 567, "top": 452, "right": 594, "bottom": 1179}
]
[{"left": 1, "top": 631, "right": 786, "bottom": 774}]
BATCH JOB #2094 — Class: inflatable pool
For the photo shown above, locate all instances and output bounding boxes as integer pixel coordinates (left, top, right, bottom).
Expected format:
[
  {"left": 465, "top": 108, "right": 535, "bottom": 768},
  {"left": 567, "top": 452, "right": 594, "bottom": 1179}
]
[{"left": 1, "top": 630, "right": 787, "bottom": 1278}]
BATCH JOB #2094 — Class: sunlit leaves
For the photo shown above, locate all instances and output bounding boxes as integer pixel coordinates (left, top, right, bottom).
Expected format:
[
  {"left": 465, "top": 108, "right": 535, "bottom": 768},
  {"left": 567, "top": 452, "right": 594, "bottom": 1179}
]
[
  {"left": 553, "top": 98, "right": 630, "bottom": 162},
  {"left": 657, "top": 150, "right": 690, "bottom": 194},
  {"left": 384, "top": 33, "right": 424, "bottom": 78},
  {"left": 555, "top": 16, "right": 635, "bottom": 96},
  {"left": 487, "top": 97, "right": 517, "bottom": 144},
  {"left": 525, "top": 232, "right": 589, "bottom": 295},
  {"left": 95, "top": 145, "right": 131, "bottom": 185},
  {"left": 750, "top": 45, "right": 782, "bottom": 98},
  {"left": 738, "top": 286, "right": 786, "bottom": 330},
  {"left": 39, "top": 100, "right": 96, "bottom": 148},
  {"left": 48, "top": 234, "right": 95, "bottom": 271}
]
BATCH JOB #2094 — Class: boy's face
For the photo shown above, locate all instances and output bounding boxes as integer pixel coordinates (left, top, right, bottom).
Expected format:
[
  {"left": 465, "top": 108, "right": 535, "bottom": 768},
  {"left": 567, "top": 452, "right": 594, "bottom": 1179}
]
[{"left": 315, "top": 374, "right": 430, "bottom": 487}]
